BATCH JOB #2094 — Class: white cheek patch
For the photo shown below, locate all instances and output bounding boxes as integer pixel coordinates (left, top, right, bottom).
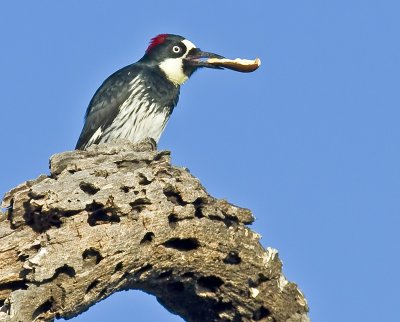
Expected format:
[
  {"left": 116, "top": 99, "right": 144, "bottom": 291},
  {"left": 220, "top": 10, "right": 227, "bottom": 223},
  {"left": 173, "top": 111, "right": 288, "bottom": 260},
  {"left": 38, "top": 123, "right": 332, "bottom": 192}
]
[
  {"left": 159, "top": 39, "right": 197, "bottom": 86},
  {"left": 159, "top": 58, "right": 188, "bottom": 86}
]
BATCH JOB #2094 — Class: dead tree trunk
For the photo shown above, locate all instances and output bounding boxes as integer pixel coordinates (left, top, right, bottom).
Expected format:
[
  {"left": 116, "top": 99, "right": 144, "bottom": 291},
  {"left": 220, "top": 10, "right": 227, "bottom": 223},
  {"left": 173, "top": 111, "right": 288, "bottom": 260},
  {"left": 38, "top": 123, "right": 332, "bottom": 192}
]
[{"left": 0, "top": 139, "right": 309, "bottom": 322}]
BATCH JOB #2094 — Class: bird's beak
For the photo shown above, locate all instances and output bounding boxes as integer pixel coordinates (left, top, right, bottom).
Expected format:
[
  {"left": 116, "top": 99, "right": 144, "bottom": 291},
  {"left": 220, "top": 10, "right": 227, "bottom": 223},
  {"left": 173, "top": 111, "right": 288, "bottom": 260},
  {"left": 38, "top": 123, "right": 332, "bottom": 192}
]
[{"left": 184, "top": 48, "right": 225, "bottom": 69}]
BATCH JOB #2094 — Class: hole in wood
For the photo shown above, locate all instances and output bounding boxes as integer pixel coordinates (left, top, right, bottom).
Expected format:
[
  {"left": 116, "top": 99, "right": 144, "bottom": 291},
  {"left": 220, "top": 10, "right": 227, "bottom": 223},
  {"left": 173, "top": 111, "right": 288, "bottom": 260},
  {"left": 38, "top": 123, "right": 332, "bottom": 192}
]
[
  {"left": 32, "top": 298, "right": 53, "bottom": 320},
  {"left": 0, "top": 280, "right": 28, "bottom": 292},
  {"left": 167, "top": 213, "right": 178, "bottom": 228},
  {"left": 129, "top": 198, "right": 151, "bottom": 214},
  {"left": 140, "top": 232, "right": 155, "bottom": 244},
  {"left": 197, "top": 275, "right": 224, "bottom": 292},
  {"left": 208, "top": 214, "right": 238, "bottom": 227},
  {"left": 86, "top": 280, "right": 100, "bottom": 293},
  {"left": 18, "top": 253, "right": 29, "bottom": 262},
  {"left": 54, "top": 264, "right": 76, "bottom": 278},
  {"left": 120, "top": 186, "right": 130, "bottom": 193},
  {"left": 223, "top": 251, "right": 242, "bottom": 265},
  {"left": 82, "top": 248, "right": 103, "bottom": 264},
  {"left": 23, "top": 203, "right": 63, "bottom": 232},
  {"left": 79, "top": 182, "right": 100, "bottom": 195},
  {"left": 138, "top": 173, "right": 152, "bottom": 185},
  {"left": 162, "top": 238, "right": 199, "bottom": 251},
  {"left": 163, "top": 186, "right": 187, "bottom": 206},
  {"left": 193, "top": 197, "right": 207, "bottom": 218},
  {"left": 253, "top": 306, "right": 271, "bottom": 321},
  {"left": 114, "top": 262, "right": 123, "bottom": 273},
  {"left": 86, "top": 202, "right": 120, "bottom": 226},
  {"left": 86, "top": 201, "right": 103, "bottom": 212}
]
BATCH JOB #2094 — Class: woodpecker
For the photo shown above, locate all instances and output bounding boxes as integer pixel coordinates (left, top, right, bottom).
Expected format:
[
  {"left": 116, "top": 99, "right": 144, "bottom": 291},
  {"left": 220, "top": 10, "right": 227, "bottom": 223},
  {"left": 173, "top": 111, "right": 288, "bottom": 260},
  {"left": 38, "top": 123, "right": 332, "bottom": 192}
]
[
  {"left": 75, "top": 34, "right": 225, "bottom": 150},
  {"left": 76, "top": 34, "right": 223, "bottom": 150}
]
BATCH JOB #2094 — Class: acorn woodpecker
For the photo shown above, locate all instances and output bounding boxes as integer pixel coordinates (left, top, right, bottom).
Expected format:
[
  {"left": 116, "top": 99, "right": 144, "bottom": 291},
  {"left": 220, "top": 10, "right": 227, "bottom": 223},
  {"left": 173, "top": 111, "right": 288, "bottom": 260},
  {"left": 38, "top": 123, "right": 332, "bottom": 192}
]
[{"left": 75, "top": 34, "right": 225, "bottom": 150}]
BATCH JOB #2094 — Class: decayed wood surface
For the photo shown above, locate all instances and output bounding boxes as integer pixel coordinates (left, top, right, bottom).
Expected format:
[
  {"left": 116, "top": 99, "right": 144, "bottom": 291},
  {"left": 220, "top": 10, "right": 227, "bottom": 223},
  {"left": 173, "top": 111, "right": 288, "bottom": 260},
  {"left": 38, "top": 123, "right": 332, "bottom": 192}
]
[{"left": 0, "top": 139, "right": 309, "bottom": 322}]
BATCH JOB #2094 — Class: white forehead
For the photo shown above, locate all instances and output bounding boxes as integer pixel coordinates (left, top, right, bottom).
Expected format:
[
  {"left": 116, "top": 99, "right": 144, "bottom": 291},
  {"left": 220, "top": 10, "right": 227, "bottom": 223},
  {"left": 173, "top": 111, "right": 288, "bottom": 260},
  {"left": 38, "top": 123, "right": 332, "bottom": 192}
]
[{"left": 182, "top": 39, "right": 196, "bottom": 52}]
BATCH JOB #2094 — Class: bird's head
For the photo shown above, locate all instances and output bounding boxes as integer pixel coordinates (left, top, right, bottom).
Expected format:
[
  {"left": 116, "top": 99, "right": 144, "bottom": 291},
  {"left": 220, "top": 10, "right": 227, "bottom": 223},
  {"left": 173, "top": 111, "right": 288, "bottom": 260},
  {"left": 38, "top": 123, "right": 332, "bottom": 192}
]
[{"left": 139, "top": 34, "right": 224, "bottom": 86}]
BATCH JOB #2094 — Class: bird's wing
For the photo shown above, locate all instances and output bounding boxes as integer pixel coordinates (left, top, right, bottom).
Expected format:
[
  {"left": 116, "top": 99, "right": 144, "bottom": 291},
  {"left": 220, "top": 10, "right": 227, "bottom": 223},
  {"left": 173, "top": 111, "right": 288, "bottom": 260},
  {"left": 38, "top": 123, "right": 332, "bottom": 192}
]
[{"left": 75, "top": 65, "right": 139, "bottom": 149}]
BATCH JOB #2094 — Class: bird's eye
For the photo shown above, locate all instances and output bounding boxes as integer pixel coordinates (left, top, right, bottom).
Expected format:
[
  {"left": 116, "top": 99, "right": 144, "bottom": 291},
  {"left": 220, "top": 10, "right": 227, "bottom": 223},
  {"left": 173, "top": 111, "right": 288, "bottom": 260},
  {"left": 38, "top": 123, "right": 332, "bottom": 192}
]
[{"left": 172, "top": 45, "right": 182, "bottom": 53}]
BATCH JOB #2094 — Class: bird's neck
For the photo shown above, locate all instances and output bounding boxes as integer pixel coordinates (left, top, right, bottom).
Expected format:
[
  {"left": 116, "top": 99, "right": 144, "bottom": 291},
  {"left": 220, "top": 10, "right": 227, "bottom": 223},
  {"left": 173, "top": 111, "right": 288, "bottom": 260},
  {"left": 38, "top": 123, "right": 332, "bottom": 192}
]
[{"left": 139, "top": 66, "right": 181, "bottom": 108}]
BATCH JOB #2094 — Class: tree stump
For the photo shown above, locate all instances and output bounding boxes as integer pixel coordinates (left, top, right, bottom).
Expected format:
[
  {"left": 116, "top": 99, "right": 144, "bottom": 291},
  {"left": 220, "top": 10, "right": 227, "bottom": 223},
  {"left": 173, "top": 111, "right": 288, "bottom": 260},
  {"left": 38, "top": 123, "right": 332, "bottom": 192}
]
[{"left": 0, "top": 139, "right": 309, "bottom": 322}]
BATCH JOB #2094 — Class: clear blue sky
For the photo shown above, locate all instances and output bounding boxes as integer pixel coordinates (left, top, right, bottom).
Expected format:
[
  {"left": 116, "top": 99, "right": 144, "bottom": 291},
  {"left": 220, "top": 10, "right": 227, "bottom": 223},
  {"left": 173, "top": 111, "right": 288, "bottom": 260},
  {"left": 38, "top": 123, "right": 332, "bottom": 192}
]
[{"left": 1, "top": 1, "right": 399, "bottom": 321}]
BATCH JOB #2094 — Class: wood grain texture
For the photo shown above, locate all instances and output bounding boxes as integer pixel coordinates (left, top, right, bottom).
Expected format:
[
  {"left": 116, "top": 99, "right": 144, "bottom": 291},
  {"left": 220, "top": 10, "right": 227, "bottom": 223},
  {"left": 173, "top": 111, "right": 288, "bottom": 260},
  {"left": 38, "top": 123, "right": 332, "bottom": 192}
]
[{"left": 0, "top": 139, "right": 309, "bottom": 322}]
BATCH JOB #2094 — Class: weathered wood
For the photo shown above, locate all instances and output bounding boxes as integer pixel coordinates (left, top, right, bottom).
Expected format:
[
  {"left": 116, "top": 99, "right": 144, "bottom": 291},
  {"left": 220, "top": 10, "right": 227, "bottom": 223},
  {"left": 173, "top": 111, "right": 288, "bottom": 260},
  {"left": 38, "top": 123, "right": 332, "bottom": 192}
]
[{"left": 0, "top": 139, "right": 309, "bottom": 322}]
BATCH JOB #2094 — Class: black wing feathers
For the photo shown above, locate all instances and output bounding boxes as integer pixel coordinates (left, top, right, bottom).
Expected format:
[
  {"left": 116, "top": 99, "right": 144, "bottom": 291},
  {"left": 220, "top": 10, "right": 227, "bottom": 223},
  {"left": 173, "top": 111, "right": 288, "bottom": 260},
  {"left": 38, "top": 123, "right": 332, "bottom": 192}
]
[
  {"left": 75, "top": 64, "right": 141, "bottom": 149},
  {"left": 75, "top": 63, "right": 181, "bottom": 150}
]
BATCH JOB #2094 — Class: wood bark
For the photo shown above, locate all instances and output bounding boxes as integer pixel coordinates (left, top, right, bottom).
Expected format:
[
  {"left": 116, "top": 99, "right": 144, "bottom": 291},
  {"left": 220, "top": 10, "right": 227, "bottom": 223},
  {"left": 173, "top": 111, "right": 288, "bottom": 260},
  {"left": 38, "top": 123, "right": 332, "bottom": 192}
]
[{"left": 0, "top": 139, "right": 309, "bottom": 322}]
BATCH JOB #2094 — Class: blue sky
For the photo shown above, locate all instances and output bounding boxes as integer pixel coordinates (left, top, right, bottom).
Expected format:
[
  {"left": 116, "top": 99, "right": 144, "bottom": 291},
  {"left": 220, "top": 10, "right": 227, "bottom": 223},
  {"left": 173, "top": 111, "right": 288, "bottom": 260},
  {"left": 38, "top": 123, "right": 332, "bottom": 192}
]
[{"left": 1, "top": 1, "right": 399, "bottom": 321}]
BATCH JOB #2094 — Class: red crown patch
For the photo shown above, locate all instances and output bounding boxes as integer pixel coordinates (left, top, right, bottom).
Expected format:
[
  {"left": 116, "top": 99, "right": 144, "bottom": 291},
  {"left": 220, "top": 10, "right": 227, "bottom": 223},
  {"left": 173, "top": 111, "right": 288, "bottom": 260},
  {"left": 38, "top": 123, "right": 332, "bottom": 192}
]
[{"left": 146, "top": 34, "right": 168, "bottom": 53}]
